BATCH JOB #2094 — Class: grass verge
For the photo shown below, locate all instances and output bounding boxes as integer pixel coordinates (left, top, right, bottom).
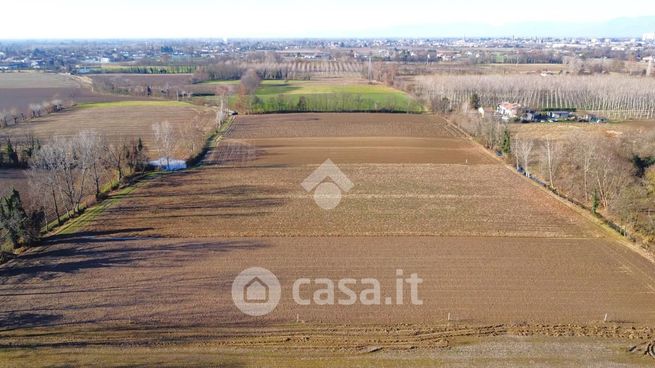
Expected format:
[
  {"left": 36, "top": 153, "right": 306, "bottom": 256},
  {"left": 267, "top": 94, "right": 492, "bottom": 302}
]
[{"left": 53, "top": 186, "right": 138, "bottom": 236}]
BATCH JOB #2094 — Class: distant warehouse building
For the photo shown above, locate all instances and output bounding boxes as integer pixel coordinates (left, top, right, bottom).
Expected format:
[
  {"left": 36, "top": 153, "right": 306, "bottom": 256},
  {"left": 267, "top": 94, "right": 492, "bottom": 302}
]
[{"left": 643, "top": 32, "right": 655, "bottom": 41}]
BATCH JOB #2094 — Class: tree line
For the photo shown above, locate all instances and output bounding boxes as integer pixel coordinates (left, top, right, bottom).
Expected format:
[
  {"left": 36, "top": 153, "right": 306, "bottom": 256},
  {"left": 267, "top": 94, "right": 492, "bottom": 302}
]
[
  {"left": 191, "top": 61, "right": 362, "bottom": 84},
  {"left": 449, "top": 110, "right": 655, "bottom": 246},
  {"left": 0, "top": 131, "right": 149, "bottom": 253},
  {"left": 1, "top": 99, "right": 72, "bottom": 129},
  {"left": 0, "top": 134, "right": 40, "bottom": 168},
  {"left": 1, "top": 108, "right": 226, "bottom": 253},
  {"left": 96, "top": 65, "right": 196, "bottom": 74},
  {"left": 411, "top": 74, "right": 655, "bottom": 120},
  {"left": 29, "top": 131, "right": 149, "bottom": 226}
]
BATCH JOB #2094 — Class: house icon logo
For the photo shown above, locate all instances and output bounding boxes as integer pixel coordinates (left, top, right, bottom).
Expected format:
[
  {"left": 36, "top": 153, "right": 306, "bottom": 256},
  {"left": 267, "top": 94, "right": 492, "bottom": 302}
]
[
  {"left": 231, "top": 267, "right": 281, "bottom": 316},
  {"left": 301, "top": 159, "right": 354, "bottom": 210},
  {"left": 244, "top": 277, "right": 269, "bottom": 303}
]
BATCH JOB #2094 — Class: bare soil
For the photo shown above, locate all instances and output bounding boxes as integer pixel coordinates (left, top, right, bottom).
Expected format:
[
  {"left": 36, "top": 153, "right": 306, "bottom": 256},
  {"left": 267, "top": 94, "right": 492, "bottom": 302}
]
[
  {"left": 509, "top": 120, "right": 655, "bottom": 142},
  {"left": 1, "top": 112, "right": 655, "bottom": 366},
  {"left": 89, "top": 73, "right": 218, "bottom": 98},
  {"left": 0, "top": 169, "right": 27, "bottom": 197},
  {"left": 1, "top": 327, "right": 652, "bottom": 367},
  {"left": 83, "top": 114, "right": 597, "bottom": 238},
  {"left": 0, "top": 103, "right": 214, "bottom": 156},
  {"left": 2, "top": 235, "right": 655, "bottom": 327},
  {"left": 0, "top": 72, "right": 141, "bottom": 114}
]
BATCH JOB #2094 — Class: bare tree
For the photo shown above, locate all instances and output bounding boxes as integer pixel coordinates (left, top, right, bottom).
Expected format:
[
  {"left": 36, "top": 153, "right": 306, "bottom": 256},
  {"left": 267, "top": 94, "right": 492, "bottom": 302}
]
[
  {"left": 9, "top": 108, "right": 20, "bottom": 124},
  {"left": 0, "top": 110, "right": 7, "bottom": 128},
  {"left": 63, "top": 137, "right": 89, "bottom": 214},
  {"left": 0, "top": 109, "right": 13, "bottom": 127},
  {"left": 239, "top": 68, "right": 260, "bottom": 95},
  {"left": 178, "top": 117, "right": 205, "bottom": 157},
  {"left": 29, "top": 104, "right": 41, "bottom": 118},
  {"left": 216, "top": 105, "right": 225, "bottom": 128},
  {"left": 481, "top": 118, "right": 505, "bottom": 150},
  {"left": 216, "top": 98, "right": 227, "bottom": 129},
  {"left": 213, "top": 85, "right": 230, "bottom": 128},
  {"left": 41, "top": 100, "right": 53, "bottom": 114},
  {"left": 77, "top": 130, "right": 106, "bottom": 196},
  {"left": 570, "top": 133, "right": 597, "bottom": 201},
  {"left": 512, "top": 137, "right": 534, "bottom": 176},
  {"left": 593, "top": 146, "right": 630, "bottom": 209},
  {"left": 29, "top": 145, "right": 64, "bottom": 226},
  {"left": 152, "top": 121, "right": 176, "bottom": 169},
  {"left": 104, "top": 139, "right": 129, "bottom": 181},
  {"left": 28, "top": 132, "right": 145, "bottom": 227},
  {"left": 32, "top": 136, "right": 88, "bottom": 216},
  {"left": 414, "top": 74, "right": 655, "bottom": 121},
  {"left": 541, "top": 138, "right": 562, "bottom": 188},
  {"left": 51, "top": 99, "right": 63, "bottom": 112}
]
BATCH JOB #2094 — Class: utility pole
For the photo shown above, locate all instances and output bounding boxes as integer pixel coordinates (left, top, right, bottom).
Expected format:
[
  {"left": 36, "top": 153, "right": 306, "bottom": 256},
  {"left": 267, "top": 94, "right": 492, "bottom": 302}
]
[{"left": 648, "top": 56, "right": 653, "bottom": 77}]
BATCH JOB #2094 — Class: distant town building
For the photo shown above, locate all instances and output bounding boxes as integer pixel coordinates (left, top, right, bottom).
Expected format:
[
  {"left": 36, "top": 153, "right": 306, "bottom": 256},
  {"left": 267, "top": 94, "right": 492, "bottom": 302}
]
[
  {"left": 643, "top": 32, "right": 655, "bottom": 41},
  {"left": 642, "top": 56, "right": 654, "bottom": 76}
]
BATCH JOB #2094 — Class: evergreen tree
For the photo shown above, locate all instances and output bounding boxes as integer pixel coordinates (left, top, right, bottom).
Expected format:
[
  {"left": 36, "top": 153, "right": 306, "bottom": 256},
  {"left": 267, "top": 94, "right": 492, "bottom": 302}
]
[
  {"left": 0, "top": 189, "right": 27, "bottom": 249},
  {"left": 469, "top": 93, "right": 481, "bottom": 110},
  {"left": 592, "top": 189, "right": 600, "bottom": 215},
  {"left": 0, "top": 189, "right": 44, "bottom": 249},
  {"left": 6, "top": 139, "right": 18, "bottom": 166},
  {"left": 297, "top": 96, "right": 307, "bottom": 111},
  {"left": 501, "top": 128, "right": 511, "bottom": 156}
]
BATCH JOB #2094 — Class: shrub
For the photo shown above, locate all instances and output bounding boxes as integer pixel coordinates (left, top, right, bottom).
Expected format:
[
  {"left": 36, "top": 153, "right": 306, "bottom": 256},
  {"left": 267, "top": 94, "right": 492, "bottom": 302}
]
[{"left": 0, "top": 189, "right": 44, "bottom": 249}]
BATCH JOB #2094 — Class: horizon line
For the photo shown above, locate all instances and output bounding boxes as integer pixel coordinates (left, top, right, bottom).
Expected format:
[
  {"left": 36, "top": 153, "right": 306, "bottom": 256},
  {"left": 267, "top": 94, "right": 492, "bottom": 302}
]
[{"left": 0, "top": 35, "right": 651, "bottom": 42}]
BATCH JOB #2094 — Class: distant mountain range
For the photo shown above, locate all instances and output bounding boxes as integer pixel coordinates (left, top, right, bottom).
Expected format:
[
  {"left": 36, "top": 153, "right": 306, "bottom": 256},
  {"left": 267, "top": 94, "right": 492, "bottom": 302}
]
[{"left": 365, "top": 16, "right": 655, "bottom": 38}]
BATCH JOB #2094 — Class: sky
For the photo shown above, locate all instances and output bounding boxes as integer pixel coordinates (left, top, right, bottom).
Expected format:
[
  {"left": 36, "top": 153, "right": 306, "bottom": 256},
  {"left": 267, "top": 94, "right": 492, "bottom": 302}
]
[{"left": 1, "top": 0, "right": 654, "bottom": 39}]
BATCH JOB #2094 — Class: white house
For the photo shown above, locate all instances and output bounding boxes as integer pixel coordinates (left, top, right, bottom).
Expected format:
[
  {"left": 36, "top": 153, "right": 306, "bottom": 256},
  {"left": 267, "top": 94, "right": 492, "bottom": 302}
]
[{"left": 496, "top": 102, "right": 521, "bottom": 120}]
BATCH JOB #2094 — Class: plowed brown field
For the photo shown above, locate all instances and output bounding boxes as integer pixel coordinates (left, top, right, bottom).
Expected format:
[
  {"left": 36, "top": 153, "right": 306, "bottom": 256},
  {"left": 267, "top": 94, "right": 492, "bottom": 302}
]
[
  {"left": 2, "top": 113, "right": 655, "bottom": 366},
  {"left": 0, "top": 72, "right": 142, "bottom": 114},
  {"left": 2, "top": 236, "right": 654, "bottom": 327},
  {"left": 1, "top": 102, "right": 214, "bottom": 155}
]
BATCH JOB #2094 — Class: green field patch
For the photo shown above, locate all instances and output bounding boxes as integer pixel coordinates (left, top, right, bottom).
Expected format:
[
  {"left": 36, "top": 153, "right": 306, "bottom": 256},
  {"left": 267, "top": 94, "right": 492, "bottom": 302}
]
[
  {"left": 98, "top": 65, "right": 195, "bottom": 74},
  {"left": 201, "top": 80, "right": 241, "bottom": 85},
  {"left": 255, "top": 80, "right": 304, "bottom": 95},
  {"left": 253, "top": 81, "right": 422, "bottom": 113},
  {"left": 201, "top": 79, "right": 423, "bottom": 113}
]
